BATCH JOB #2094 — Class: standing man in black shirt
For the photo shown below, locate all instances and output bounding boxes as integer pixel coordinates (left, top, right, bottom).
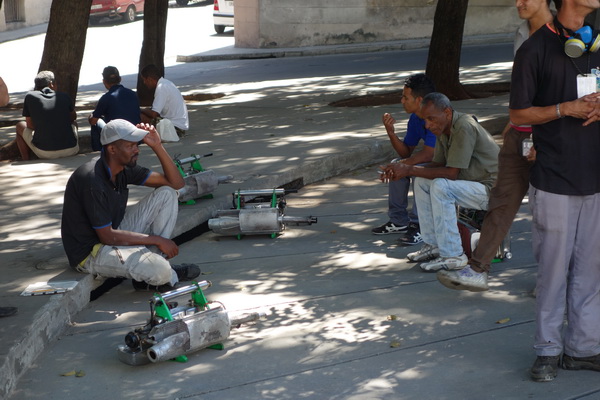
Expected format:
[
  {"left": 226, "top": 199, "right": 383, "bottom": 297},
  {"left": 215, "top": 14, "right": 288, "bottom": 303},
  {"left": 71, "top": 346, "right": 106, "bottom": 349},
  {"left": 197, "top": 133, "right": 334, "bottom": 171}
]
[
  {"left": 61, "top": 119, "right": 200, "bottom": 292},
  {"left": 510, "top": 0, "right": 600, "bottom": 382}
]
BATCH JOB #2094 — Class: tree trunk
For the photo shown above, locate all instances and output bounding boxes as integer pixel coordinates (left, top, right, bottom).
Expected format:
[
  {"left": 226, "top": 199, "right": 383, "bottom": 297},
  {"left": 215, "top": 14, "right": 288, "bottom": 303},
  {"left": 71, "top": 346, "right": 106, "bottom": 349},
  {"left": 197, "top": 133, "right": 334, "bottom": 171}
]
[
  {"left": 137, "top": 0, "right": 169, "bottom": 106},
  {"left": 39, "top": 0, "right": 93, "bottom": 103},
  {"left": 426, "top": 0, "right": 471, "bottom": 100}
]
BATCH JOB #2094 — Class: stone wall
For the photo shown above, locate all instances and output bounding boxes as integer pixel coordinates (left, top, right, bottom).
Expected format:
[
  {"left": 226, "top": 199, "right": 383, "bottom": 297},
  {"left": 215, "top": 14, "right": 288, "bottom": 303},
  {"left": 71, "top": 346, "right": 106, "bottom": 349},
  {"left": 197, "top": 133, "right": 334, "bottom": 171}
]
[
  {"left": 235, "top": 0, "right": 519, "bottom": 49},
  {"left": 0, "top": 0, "right": 52, "bottom": 32}
]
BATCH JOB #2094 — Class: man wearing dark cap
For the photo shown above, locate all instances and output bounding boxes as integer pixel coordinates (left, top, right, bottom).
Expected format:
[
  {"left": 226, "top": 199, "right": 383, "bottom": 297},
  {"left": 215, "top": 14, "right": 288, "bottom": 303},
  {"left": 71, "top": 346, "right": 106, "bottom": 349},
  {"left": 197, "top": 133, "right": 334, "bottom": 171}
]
[
  {"left": 88, "top": 66, "right": 141, "bottom": 151},
  {"left": 61, "top": 119, "right": 200, "bottom": 292}
]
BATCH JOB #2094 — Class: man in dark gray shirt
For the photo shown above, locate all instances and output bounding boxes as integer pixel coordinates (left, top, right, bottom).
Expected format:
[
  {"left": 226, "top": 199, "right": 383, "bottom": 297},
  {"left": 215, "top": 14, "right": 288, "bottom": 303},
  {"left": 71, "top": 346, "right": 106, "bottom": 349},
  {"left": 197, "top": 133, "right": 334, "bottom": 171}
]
[{"left": 15, "top": 71, "right": 78, "bottom": 161}]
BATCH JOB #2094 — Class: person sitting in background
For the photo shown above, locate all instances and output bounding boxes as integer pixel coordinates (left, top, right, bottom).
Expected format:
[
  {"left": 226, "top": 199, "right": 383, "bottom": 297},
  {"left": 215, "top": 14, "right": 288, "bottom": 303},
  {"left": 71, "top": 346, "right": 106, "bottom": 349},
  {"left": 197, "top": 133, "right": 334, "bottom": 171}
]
[
  {"left": 140, "top": 64, "right": 189, "bottom": 137},
  {"left": 380, "top": 93, "right": 499, "bottom": 272},
  {"left": 371, "top": 73, "right": 436, "bottom": 246},
  {"left": 0, "top": 76, "right": 9, "bottom": 107},
  {"left": 88, "top": 66, "right": 141, "bottom": 151},
  {"left": 15, "top": 71, "right": 78, "bottom": 161}
]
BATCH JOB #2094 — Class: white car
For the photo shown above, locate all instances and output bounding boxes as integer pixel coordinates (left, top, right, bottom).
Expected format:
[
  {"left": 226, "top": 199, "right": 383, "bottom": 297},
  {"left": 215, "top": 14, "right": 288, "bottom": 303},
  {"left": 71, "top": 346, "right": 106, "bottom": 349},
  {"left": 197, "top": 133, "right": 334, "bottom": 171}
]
[{"left": 213, "top": 0, "right": 233, "bottom": 34}]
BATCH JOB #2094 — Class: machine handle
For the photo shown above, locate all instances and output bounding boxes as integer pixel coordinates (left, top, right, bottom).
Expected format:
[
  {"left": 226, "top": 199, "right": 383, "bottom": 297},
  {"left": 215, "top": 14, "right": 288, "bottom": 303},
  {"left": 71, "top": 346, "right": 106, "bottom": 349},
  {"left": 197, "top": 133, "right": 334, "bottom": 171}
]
[
  {"left": 234, "top": 188, "right": 297, "bottom": 197},
  {"left": 152, "top": 280, "right": 212, "bottom": 302},
  {"left": 177, "top": 153, "right": 213, "bottom": 165}
]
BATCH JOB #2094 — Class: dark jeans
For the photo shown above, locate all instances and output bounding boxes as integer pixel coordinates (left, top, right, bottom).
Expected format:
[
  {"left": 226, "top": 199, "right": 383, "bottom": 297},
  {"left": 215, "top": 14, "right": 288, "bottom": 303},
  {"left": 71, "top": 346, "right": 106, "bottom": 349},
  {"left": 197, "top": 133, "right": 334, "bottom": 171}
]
[
  {"left": 388, "top": 176, "right": 418, "bottom": 226},
  {"left": 470, "top": 127, "right": 532, "bottom": 272},
  {"left": 90, "top": 119, "right": 106, "bottom": 151}
]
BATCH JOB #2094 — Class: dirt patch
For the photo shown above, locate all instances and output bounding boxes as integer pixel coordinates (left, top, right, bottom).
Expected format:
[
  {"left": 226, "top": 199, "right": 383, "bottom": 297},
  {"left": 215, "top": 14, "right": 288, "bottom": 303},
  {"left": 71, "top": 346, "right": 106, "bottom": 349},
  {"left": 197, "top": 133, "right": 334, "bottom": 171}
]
[{"left": 329, "top": 82, "right": 510, "bottom": 107}]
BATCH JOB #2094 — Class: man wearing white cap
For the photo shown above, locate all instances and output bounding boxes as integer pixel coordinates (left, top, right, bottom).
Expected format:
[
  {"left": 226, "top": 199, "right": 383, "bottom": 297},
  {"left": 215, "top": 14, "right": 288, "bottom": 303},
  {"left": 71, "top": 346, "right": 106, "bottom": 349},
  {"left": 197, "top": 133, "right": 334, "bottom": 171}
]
[{"left": 61, "top": 119, "right": 200, "bottom": 292}]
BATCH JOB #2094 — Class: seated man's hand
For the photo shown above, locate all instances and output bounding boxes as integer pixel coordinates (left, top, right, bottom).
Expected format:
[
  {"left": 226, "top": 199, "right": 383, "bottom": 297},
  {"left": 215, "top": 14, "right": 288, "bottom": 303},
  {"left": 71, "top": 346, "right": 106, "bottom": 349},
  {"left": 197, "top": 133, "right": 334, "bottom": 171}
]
[
  {"left": 379, "top": 162, "right": 410, "bottom": 182},
  {"left": 138, "top": 123, "right": 161, "bottom": 148},
  {"left": 382, "top": 113, "right": 396, "bottom": 134},
  {"left": 156, "top": 236, "right": 179, "bottom": 259}
]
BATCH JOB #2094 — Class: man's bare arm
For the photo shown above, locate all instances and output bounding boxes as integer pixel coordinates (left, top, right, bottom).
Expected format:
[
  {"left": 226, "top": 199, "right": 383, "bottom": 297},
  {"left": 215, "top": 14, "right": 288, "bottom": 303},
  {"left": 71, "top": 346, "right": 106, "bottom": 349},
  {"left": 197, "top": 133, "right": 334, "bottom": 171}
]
[
  {"left": 379, "top": 162, "right": 459, "bottom": 182},
  {"left": 139, "top": 123, "right": 184, "bottom": 189},
  {"left": 401, "top": 145, "right": 435, "bottom": 166},
  {"left": 0, "top": 77, "right": 8, "bottom": 107},
  {"left": 95, "top": 226, "right": 178, "bottom": 259},
  {"left": 510, "top": 93, "right": 600, "bottom": 126}
]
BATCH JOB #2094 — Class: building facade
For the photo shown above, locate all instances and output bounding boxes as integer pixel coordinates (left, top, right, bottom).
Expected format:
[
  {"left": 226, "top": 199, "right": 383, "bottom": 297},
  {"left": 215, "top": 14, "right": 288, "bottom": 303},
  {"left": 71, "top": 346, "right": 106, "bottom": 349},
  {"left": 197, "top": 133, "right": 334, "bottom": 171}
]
[
  {"left": 0, "top": 0, "right": 52, "bottom": 32},
  {"left": 235, "top": 0, "right": 521, "bottom": 48}
]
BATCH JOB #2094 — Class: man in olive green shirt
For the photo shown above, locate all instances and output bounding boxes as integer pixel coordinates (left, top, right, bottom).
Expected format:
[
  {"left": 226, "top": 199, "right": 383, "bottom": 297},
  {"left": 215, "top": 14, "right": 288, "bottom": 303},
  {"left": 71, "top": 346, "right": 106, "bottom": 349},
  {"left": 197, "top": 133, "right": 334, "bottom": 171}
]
[{"left": 380, "top": 92, "right": 499, "bottom": 272}]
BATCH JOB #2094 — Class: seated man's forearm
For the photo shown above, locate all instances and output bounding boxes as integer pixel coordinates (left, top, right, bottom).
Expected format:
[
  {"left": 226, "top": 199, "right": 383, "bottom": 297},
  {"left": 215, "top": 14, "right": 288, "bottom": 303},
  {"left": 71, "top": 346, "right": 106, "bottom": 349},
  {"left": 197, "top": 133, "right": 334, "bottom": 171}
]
[
  {"left": 402, "top": 146, "right": 434, "bottom": 166},
  {"left": 96, "top": 226, "right": 178, "bottom": 259},
  {"left": 407, "top": 164, "right": 460, "bottom": 181},
  {"left": 141, "top": 108, "right": 159, "bottom": 119},
  {"left": 0, "top": 77, "right": 9, "bottom": 107}
]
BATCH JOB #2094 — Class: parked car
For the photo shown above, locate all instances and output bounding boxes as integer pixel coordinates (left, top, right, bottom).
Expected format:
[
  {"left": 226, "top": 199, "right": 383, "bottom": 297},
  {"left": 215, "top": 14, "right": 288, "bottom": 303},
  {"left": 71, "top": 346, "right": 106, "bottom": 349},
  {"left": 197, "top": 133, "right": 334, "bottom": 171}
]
[
  {"left": 89, "top": 0, "right": 145, "bottom": 24},
  {"left": 213, "top": 0, "right": 233, "bottom": 34}
]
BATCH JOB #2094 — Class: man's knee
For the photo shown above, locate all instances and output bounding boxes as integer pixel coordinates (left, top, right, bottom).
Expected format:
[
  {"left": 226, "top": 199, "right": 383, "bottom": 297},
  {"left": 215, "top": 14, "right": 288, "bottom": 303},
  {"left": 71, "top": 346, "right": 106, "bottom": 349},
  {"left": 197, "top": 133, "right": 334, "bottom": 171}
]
[
  {"left": 16, "top": 121, "right": 27, "bottom": 136},
  {"left": 151, "top": 186, "right": 179, "bottom": 208},
  {"left": 429, "top": 178, "right": 451, "bottom": 196},
  {"left": 134, "top": 251, "right": 173, "bottom": 285}
]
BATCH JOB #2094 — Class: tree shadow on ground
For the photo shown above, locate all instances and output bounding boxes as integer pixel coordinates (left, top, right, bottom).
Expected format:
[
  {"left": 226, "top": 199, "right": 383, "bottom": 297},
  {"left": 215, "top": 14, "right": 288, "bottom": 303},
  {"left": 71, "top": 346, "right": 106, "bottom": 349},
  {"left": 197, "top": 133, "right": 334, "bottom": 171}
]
[{"left": 329, "top": 82, "right": 511, "bottom": 107}]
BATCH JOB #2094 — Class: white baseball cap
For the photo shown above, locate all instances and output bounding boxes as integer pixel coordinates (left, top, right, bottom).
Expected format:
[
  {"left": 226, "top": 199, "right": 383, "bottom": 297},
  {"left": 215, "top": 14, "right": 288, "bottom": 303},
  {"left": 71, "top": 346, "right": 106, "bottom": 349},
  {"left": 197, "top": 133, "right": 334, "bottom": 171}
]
[{"left": 100, "top": 119, "right": 148, "bottom": 145}]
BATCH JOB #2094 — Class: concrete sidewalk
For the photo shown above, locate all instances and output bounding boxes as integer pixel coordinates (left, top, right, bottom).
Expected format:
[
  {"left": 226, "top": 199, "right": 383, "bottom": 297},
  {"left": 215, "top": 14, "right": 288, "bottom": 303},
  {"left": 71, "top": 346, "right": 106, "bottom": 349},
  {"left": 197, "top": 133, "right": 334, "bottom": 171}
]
[
  {"left": 0, "top": 38, "right": 526, "bottom": 398},
  {"left": 8, "top": 165, "right": 599, "bottom": 400}
]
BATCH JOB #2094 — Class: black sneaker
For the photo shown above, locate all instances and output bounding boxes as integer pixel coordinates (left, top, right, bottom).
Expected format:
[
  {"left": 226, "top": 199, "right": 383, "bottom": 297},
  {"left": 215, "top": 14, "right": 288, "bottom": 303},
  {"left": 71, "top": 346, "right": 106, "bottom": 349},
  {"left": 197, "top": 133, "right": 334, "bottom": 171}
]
[
  {"left": 397, "top": 222, "right": 423, "bottom": 246},
  {"left": 371, "top": 221, "right": 408, "bottom": 235},
  {"left": 0, "top": 306, "right": 17, "bottom": 318},
  {"left": 132, "top": 280, "right": 181, "bottom": 293},
  {"left": 562, "top": 353, "right": 600, "bottom": 371},
  {"left": 530, "top": 355, "right": 560, "bottom": 382},
  {"left": 171, "top": 263, "right": 201, "bottom": 281}
]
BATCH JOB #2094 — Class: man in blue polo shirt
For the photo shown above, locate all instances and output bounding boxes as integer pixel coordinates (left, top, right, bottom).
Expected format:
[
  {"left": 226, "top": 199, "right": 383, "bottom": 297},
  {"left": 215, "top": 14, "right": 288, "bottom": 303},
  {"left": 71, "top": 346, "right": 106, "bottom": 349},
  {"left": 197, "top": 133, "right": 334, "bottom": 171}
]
[
  {"left": 88, "top": 66, "right": 141, "bottom": 151},
  {"left": 372, "top": 73, "right": 436, "bottom": 246}
]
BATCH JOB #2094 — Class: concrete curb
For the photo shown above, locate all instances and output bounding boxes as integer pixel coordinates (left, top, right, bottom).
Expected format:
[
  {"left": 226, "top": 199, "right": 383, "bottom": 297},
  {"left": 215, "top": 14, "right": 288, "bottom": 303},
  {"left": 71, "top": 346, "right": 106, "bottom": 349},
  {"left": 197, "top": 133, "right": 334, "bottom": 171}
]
[
  {"left": 174, "top": 138, "right": 395, "bottom": 237},
  {"left": 177, "top": 33, "right": 513, "bottom": 63},
  {"left": 1, "top": 274, "right": 95, "bottom": 398}
]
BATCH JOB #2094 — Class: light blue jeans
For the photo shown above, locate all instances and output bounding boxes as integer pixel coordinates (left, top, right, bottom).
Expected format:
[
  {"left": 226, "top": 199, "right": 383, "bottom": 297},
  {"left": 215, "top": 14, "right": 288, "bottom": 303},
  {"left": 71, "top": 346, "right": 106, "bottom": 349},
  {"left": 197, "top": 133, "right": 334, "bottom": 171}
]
[{"left": 414, "top": 177, "right": 489, "bottom": 257}]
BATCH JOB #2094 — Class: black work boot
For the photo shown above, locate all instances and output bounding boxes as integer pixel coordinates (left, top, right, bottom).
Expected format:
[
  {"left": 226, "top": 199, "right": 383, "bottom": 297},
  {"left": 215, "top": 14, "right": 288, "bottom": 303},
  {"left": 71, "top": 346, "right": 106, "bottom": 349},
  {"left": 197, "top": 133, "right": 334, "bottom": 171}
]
[
  {"left": 132, "top": 280, "right": 182, "bottom": 293},
  {"left": 171, "top": 263, "right": 201, "bottom": 281},
  {"left": 562, "top": 354, "right": 600, "bottom": 371},
  {"left": 530, "top": 355, "right": 560, "bottom": 382}
]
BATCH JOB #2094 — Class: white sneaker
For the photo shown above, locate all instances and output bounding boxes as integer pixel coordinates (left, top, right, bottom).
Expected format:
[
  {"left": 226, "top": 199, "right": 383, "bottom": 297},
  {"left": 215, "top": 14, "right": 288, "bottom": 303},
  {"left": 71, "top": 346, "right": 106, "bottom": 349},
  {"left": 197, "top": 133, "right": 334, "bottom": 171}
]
[
  {"left": 420, "top": 253, "right": 468, "bottom": 272},
  {"left": 407, "top": 243, "right": 440, "bottom": 262},
  {"left": 436, "top": 265, "right": 489, "bottom": 291}
]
